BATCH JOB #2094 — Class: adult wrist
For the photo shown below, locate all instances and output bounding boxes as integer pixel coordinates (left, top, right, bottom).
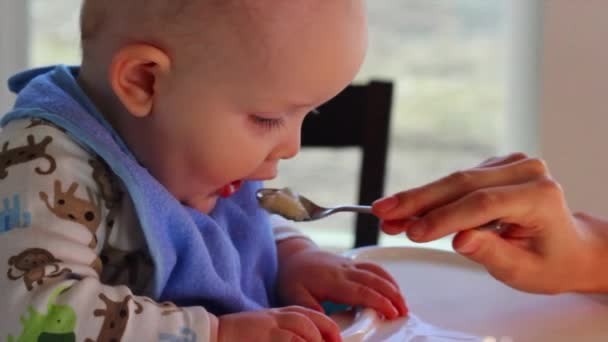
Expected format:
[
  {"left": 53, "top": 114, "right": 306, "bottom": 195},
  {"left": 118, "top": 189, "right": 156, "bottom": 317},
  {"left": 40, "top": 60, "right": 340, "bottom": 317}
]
[{"left": 572, "top": 212, "right": 608, "bottom": 293}]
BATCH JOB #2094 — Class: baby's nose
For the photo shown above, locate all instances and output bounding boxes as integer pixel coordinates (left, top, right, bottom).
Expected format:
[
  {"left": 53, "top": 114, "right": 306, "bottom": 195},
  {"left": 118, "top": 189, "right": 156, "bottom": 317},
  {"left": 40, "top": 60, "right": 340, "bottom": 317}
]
[
  {"left": 274, "top": 130, "right": 302, "bottom": 160},
  {"left": 280, "top": 140, "right": 301, "bottom": 160}
]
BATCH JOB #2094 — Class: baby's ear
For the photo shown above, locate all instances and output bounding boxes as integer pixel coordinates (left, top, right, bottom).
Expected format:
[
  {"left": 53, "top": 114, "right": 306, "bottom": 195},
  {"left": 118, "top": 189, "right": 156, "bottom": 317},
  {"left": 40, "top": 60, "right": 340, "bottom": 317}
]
[{"left": 109, "top": 44, "right": 171, "bottom": 118}]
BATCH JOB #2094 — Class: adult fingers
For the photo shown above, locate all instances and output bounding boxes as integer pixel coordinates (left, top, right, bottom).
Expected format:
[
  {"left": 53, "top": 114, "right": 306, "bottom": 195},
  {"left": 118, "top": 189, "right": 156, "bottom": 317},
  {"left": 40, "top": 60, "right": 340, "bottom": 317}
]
[
  {"left": 373, "top": 157, "right": 550, "bottom": 221},
  {"left": 396, "top": 178, "right": 562, "bottom": 243},
  {"left": 452, "top": 229, "right": 542, "bottom": 291},
  {"left": 475, "top": 152, "right": 528, "bottom": 168},
  {"left": 381, "top": 218, "right": 416, "bottom": 235}
]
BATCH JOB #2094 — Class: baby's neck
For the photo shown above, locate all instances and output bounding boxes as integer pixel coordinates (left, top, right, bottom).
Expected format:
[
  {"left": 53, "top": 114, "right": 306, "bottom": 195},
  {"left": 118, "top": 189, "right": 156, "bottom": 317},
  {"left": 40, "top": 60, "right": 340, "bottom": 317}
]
[
  {"left": 76, "top": 65, "right": 146, "bottom": 160},
  {"left": 77, "top": 62, "right": 188, "bottom": 196},
  {"left": 77, "top": 64, "right": 121, "bottom": 124}
]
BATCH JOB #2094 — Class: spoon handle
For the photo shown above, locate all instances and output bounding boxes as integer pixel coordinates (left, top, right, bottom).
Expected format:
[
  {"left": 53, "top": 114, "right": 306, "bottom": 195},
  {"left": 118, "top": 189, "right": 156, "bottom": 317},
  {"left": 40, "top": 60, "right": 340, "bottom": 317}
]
[{"left": 333, "top": 205, "right": 373, "bottom": 214}]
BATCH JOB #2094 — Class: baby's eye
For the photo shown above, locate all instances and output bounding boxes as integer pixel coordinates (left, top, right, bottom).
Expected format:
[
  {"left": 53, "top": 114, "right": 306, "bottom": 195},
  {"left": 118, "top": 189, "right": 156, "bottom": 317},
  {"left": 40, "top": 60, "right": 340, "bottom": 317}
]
[{"left": 250, "top": 115, "right": 285, "bottom": 131}]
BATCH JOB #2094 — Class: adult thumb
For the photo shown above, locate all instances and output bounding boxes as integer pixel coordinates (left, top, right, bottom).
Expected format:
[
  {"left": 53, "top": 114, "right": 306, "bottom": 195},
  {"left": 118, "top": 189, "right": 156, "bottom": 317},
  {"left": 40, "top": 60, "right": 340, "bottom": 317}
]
[{"left": 453, "top": 229, "right": 533, "bottom": 285}]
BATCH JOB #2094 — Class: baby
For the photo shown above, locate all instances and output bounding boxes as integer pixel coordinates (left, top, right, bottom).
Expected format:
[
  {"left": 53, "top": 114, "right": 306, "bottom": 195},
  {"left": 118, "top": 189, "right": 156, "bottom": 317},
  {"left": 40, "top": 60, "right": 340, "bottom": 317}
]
[{"left": 0, "top": 1, "right": 406, "bottom": 341}]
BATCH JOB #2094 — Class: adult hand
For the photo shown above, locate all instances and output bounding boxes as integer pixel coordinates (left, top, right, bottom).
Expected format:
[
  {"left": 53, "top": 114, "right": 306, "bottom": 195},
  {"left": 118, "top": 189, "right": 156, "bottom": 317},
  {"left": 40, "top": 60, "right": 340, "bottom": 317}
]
[{"left": 372, "top": 153, "right": 608, "bottom": 294}]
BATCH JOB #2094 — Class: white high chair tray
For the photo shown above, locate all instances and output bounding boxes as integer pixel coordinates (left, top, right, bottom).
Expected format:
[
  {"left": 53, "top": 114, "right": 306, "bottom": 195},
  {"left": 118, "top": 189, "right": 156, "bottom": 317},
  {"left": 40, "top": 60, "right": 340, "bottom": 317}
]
[{"left": 344, "top": 246, "right": 608, "bottom": 341}]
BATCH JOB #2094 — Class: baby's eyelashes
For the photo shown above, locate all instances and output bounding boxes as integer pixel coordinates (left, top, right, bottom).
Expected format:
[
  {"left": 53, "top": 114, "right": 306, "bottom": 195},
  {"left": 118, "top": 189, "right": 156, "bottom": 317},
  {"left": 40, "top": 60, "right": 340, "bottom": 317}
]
[{"left": 250, "top": 115, "right": 286, "bottom": 132}]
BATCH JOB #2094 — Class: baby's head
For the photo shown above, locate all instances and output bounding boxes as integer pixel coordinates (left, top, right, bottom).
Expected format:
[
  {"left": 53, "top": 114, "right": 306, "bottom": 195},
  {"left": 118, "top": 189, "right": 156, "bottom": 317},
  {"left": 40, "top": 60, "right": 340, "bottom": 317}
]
[{"left": 78, "top": 0, "right": 367, "bottom": 212}]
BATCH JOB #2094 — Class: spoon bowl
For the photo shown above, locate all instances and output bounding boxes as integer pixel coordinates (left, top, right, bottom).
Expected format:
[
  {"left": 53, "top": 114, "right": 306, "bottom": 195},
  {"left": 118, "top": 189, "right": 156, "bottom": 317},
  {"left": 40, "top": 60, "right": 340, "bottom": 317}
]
[{"left": 255, "top": 187, "right": 372, "bottom": 222}]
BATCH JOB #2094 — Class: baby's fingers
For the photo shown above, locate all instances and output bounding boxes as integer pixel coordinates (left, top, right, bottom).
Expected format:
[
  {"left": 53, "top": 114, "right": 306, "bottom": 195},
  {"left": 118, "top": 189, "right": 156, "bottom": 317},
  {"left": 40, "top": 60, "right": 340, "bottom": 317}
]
[
  {"left": 273, "top": 330, "right": 306, "bottom": 342},
  {"left": 280, "top": 306, "right": 342, "bottom": 342},
  {"left": 354, "top": 263, "right": 408, "bottom": 316},
  {"left": 287, "top": 285, "right": 324, "bottom": 312},
  {"left": 275, "top": 309, "right": 323, "bottom": 342},
  {"left": 355, "top": 262, "right": 400, "bottom": 290},
  {"left": 347, "top": 270, "right": 405, "bottom": 319},
  {"left": 328, "top": 279, "right": 399, "bottom": 319}
]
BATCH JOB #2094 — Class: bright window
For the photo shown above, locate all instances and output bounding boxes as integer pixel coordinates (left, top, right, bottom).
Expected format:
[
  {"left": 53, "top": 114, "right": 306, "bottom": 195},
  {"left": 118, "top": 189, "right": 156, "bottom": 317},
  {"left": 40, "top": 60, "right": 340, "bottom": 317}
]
[
  {"left": 30, "top": 0, "right": 81, "bottom": 66},
  {"left": 22, "top": 0, "right": 534, "bottom": 251},
  {"left": 270, "top": 1, "right": 511, "bottom": 251}
]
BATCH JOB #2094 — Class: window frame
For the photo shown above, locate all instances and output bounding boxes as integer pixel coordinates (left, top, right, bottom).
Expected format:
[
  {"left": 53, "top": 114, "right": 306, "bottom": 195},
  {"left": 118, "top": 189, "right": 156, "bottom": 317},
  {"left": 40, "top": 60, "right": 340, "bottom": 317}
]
[
  {"left": 504, "top": 0, "right": 542, "bottom": 155},
  {"left": 0, "top": 1, "right": 29, "bottom": 115}
]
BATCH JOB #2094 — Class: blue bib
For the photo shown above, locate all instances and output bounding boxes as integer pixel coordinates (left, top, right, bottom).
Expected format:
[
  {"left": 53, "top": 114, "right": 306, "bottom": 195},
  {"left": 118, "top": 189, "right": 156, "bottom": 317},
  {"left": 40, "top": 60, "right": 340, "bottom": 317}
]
[{"left": 3, "top": 65, "right": 278, "bottom": 314}]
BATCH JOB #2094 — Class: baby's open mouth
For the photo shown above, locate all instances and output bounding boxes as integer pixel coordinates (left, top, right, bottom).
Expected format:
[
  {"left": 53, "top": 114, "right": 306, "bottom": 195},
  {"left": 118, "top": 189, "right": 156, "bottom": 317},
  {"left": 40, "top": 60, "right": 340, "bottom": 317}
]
[{"left": 219, "top": 180, "right": 243, "bottom": 198}]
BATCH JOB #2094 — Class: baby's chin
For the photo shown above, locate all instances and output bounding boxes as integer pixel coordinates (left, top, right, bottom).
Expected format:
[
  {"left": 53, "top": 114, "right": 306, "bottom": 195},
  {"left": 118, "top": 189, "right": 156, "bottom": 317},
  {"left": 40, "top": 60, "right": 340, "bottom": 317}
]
[
  {"left": 180, "top": 181, "right": 243, "bottom": 213},
  {"left": 182, "top": 195, "right": 218, "bottom": 214}
]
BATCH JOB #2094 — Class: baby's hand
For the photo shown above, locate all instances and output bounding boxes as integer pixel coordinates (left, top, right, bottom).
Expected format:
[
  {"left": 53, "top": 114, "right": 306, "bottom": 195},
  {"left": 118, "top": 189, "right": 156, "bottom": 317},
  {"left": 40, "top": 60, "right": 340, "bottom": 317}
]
[
  {"left": 218, "top": 306, "right": 341, "bottom": 342},
  {"left": 277, "top": 238, "right": 408, "bottom": 319}
]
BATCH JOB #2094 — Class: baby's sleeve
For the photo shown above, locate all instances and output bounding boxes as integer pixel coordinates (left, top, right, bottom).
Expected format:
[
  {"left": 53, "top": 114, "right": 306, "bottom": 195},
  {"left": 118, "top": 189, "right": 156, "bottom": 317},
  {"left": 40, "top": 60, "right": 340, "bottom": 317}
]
[
  {"left": 270, "top": 214, "right": 316, "bottom": 244},
  {"left": 0, "top": 119, "right": 218, "bottom": 342}
]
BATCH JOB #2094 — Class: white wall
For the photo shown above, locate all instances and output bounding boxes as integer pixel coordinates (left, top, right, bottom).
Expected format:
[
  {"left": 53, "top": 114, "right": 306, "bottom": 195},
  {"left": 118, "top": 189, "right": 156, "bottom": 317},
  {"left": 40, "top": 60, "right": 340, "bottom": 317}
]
[
  {"left": 0, "top": 1, "right": 28, "bottom": 115},
  {"left": 540, "top": 0, "right": 608, "bottom": 215}
]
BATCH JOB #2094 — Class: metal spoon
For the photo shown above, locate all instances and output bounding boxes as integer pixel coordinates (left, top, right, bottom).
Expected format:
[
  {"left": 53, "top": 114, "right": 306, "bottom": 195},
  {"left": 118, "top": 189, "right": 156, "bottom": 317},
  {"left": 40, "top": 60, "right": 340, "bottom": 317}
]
[
  {"left": 255, "top": 187, "right": 504, "bottom": 231},
  {"left": 255, "top": 187, "right": 371, "bottom": 222}
]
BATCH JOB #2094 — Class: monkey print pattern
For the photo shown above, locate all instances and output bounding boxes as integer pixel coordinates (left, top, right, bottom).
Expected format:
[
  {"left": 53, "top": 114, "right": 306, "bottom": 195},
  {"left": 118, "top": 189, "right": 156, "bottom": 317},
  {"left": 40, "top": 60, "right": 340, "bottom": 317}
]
[
  {"left": 40, "top": 180, "right": 103, "bottom": 248},
  {"left": 89, "top": 159, "right": 122, "bottom": 209},
  {"left": 143, "top": 298, "right": 183, "bottom": 316},
  {"left": 0, "top": 135, "right": 56, "bottom": 179},
  {"left": 7, "top": 248, "right": 71, "bottom": 291},
  {"left": 99, "top": 246, "right": 153, "bottom": 289},
  {"left": 26, "top": 118, "right": 67, "bottom": 132},
  {"left": 7, "top": 285, "right": 77, "bottom": 342},
  {"left": 159, "top": 327, "right": 197, "bottom": 342},
  {"left": 85, "top": 293, "right": 143, "bottom": 342}
]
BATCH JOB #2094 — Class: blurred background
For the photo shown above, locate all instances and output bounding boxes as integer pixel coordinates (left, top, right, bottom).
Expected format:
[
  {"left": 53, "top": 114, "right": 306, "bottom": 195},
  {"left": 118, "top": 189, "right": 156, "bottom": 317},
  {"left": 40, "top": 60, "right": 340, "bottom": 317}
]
[{"left": 1, "top": 0, "right": 605, "bottom": 252}]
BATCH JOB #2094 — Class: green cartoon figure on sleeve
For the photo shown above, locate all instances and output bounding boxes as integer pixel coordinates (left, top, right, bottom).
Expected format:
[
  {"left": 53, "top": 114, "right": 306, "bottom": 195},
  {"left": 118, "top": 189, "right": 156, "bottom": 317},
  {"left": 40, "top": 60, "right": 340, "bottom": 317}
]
[{"left": 7, "top": 285, "right": 77, "bottom": 342}]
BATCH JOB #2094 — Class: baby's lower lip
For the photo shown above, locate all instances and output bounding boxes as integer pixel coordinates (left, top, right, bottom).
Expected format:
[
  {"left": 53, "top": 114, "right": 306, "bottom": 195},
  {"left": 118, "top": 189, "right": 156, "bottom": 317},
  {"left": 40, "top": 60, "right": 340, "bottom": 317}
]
[{"left": 219, "top": 180, "right": 243, "bottom": 198}]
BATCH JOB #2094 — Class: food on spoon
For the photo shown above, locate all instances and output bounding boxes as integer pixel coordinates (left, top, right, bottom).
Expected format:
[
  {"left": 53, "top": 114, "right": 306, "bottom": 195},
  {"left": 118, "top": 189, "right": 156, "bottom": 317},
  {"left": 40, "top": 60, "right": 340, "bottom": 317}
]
[{"left": 258, "top": 187, "right": 311, "bottom": 221}]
